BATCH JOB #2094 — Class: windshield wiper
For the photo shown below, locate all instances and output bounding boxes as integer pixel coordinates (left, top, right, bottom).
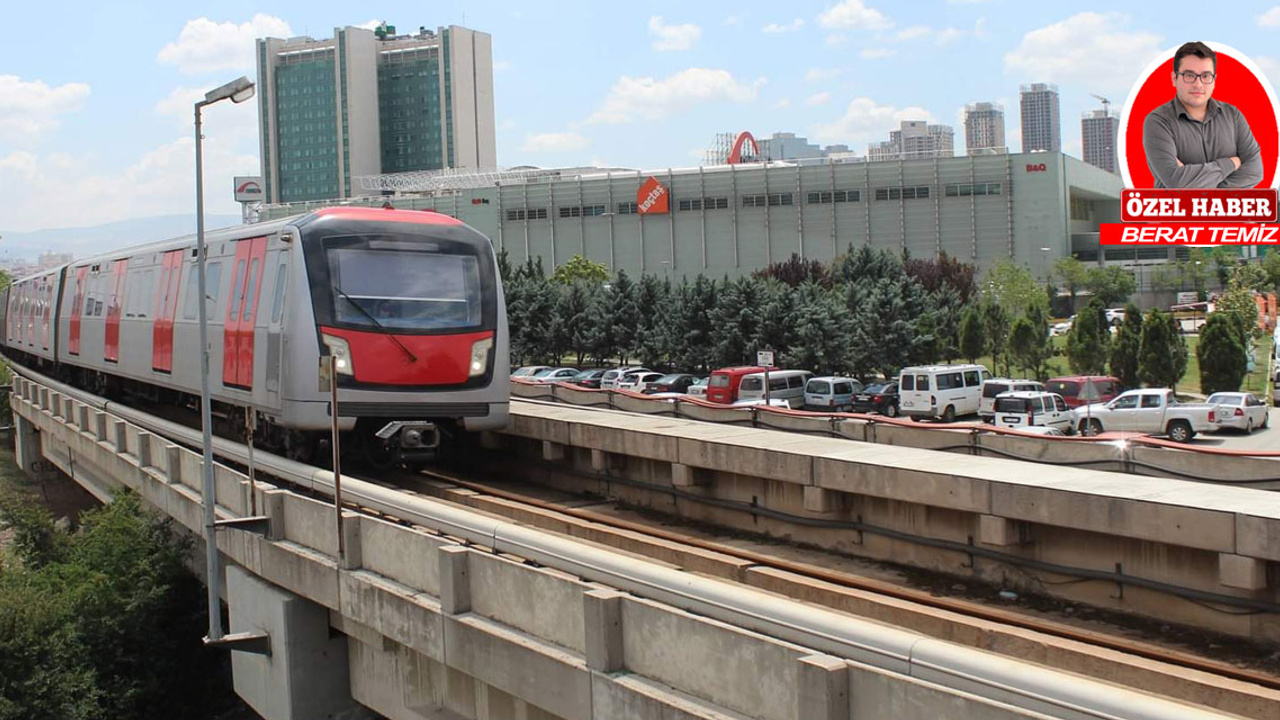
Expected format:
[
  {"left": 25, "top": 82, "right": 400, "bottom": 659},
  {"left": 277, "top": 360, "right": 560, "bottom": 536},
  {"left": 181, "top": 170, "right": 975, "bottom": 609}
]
[{"left": 334, "top": 287, "right": 419, "bottom": 363}]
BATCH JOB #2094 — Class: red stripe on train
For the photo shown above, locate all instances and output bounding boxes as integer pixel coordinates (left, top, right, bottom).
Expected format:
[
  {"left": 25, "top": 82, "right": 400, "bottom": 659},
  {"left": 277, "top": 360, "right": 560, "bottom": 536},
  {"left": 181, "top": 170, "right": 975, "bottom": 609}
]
[{"left": 319, "top": 326, "right": 493, "bottom": 386}]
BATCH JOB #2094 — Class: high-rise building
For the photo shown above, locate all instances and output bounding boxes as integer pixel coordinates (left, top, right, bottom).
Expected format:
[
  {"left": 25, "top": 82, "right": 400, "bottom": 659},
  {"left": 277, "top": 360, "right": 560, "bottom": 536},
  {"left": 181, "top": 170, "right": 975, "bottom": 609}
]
[
  {"left": 1082, "top": 109, "right": 1120, "bottom": 174},
  {"left": 867, "top": 121, "right": 954, "bottom": 161},
  {"left": 257, "top": 23, "right": 495, "bottom": 204},
  {"left": 1020, "top": 83, "right": 1061, "bottom": 153},
  {"left": 964, "top": 102, "right": 1006, "bottom": 155}
]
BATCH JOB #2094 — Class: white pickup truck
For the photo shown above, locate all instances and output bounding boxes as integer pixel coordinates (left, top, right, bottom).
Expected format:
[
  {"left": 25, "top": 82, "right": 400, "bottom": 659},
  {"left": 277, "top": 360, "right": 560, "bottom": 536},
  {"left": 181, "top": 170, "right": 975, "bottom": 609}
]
[{"left": 1076, "top": 389, "right": 1226, "bottom": 442}]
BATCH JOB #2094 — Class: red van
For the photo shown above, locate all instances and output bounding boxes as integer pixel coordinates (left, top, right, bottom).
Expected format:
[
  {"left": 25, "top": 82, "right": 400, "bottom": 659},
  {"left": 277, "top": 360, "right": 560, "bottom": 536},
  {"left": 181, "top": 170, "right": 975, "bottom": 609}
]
[
  {"left": 1045, "top": 376, "right": 1123, "bottom": 409},
  {"left": 706, "top": 366, "right": 766, "bottom": 404}
]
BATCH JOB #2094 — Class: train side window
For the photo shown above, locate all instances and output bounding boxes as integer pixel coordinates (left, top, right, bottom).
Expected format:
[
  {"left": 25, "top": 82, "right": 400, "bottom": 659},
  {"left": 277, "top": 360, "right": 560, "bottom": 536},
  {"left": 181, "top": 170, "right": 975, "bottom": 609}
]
[
  {"left": 270, "top": 262, "right": 288, "bottom": 323},
  {"left": 139, "top": 268, "right": 154, "bottom": 318},
  {"left": 229, "top": 260, "right": 246, "bottom": 319},
  {"left": 242, "top": 259, "right": 259, "bottom": 322},
  {"left": 182, "top": 261, "right": 223, "bottom": 320}
]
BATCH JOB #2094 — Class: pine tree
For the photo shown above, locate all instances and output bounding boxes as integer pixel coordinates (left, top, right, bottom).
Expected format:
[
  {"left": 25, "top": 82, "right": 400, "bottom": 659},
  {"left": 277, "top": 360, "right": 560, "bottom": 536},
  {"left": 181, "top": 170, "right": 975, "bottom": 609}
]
[
  {"left": 1197, "top": 312, "right": 1248, "bottom": 394},
  {"left": 608, "top": 270, "right": 641, "bottom": 364},
  {"left": 580, "top": 284, "right": 616, "bottom": 366},
  {"left": 1139, "top": 309, "right": 1187, "bottom": 389},
  {"left": 709, "top": 275, "right": 765, "bottom": 368},
  {"left": 1108, "top": 303, "right": 1143, "bottom": 388},
  {"left": 959, "top": 307, "right": 986, "bottom": 363},
  {"left": 928, "top": 285, "right": 963, "bottom": 363},
  {"left": 556, "top": 282, "right": 591, "bottom": 366},
  {"left": 1009, "top": 304, "right": 1052, "bottom": 380},
  {"left": 754, "top": 279, "right": 796, "bottom": 360},
  {"left": 632, "top": 274, "right": 669, "bottom": 368},
  {"left": 672, "top": 275, "right": 717, "bottom": 371},
  {"left": 1066, "top": 300, "right": 1109, "bottom": 375},
  {"left": 782, "top": 281, "right": 849, "bottom": 373},
  {"left": 981, "top": 298, "right": 1010, "bottom": 375}
]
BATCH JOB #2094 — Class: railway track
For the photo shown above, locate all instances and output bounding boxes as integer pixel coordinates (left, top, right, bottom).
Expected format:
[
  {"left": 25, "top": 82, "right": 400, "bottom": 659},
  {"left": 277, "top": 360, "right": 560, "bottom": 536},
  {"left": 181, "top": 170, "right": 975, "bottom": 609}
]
[{"left": 391, "top": 464, "right": 1280, "bottom": 720}]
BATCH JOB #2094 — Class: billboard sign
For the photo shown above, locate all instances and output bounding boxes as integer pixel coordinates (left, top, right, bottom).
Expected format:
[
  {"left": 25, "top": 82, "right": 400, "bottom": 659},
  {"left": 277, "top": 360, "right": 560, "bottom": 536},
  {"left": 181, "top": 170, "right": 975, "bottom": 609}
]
[
  {"left": 637, "top": 176, "right": 669, "bottom": 214},
  {"left": 234, "top": 176, "right": 264, "bottom": 202}
]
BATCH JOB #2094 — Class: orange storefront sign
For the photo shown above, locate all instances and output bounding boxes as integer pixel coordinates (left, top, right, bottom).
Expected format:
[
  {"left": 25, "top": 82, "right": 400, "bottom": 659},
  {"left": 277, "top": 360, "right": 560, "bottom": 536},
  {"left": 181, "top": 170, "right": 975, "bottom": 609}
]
[{"left": 637, "top": 176, "right": 669, "bottom": 214}]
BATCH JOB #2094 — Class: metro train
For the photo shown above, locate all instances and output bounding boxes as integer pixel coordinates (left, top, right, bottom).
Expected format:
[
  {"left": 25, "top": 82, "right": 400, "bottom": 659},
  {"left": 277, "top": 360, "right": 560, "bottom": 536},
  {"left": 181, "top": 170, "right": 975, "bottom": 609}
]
[{"left": 0, "top": 207, "right": 510, "bottom": 468}]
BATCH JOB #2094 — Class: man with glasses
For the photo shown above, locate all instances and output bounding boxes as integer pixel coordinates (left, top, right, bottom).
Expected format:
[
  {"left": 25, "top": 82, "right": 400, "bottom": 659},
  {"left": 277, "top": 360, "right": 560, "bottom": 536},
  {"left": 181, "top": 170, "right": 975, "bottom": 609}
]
[{"left": 1142, "top": 41, "right": 1262, "bottom": 188}]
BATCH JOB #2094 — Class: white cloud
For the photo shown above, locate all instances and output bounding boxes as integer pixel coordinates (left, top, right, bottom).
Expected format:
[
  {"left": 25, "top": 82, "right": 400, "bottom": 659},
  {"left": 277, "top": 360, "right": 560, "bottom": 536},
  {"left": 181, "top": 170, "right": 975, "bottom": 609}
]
[
  {"left": 521, "top": 132, "right": 592, "bottom": 153},
  {"left": 860, "top": 48, "right": 895, "bottom": 59},
  {"left": 763, "top": 19, "right": 804, "bottom": 33},
  {"left": 499, "top": 118, "right": 517, "bottom": 130},
  {"left": 1254, "top": 56, "right": 1280, "bottom": 88},
  {"left": 812, "top": 97, "right": 936, "bottom": 147},
  {"left": 724, "top": 15, "right": 744, "bottom": 26},
  {"left": 772, "top": 98, "right": 793, "bottom": 109},
  {"left": 354, "top": 19, "right": 383, "bottom": 30},
  {"left": 649, "top": 16, "right": 701, "bottom": 51},
  {"left": 1260, "top": 7, "right": 1280, "bottom": 28},
  {"left": 587, "top": 68, "right": 765, "bottom": 124},
  {"left": 818, "top": 1, "right": 891, "bottom": 31},
  {"left": 805, "top": 67, "right": 842, "bottom": 82},
  {"left": 157, "top": 13, "right": 291, "bottom": 75},
  {"left": 0, "top": 75, "right": 91, "bottom": 145},
  {"left": 494, "top": 60, "right": 512, "bottom": 71},
  {"left": 154, "top": 86, "right": 259, "bottom": 143},
  {"left": 896, "top": 26, "right": 930, "bottom": 40},
  {"left": 825, "top": 34, "right": 847, "bottom": 46},
  {"left": 807, "top": 92, "right": 832, "bottom": 106},
  {"left": 1004, "top": 13, "right": 1162, "bottom": 92},
  {"left": 949, "top": 0, "right": 988, "bottom": 4}
]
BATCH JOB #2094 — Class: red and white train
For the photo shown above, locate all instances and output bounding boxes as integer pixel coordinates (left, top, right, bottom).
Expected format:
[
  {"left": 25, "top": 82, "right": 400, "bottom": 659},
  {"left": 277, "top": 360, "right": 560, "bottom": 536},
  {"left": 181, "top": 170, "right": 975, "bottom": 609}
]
[{"left": 0, "top": 207, "right": 509, "bottom": 467}]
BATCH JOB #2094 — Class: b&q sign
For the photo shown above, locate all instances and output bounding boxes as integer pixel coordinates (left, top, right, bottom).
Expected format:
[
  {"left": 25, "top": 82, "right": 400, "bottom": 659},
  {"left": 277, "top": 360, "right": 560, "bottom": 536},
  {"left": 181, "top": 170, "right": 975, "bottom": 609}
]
[{"left": 637, "top": 176, "right": 669, "bottom": 214}]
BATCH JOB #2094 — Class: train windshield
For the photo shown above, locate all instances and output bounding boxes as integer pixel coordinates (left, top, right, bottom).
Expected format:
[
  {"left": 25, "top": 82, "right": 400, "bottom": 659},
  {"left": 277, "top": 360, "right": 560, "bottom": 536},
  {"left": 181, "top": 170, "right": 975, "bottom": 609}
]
[{"left": 327, "top": 243, "right": 484, "bottom": 331}]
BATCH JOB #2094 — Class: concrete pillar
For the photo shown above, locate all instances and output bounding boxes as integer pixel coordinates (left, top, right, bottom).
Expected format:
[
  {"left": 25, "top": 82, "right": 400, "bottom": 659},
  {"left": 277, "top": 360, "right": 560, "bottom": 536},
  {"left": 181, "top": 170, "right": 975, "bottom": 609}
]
[
  {"left": 804, "top": 486, "right": 844, "bottom": 514},
  {"left": 583, "top": 589, "right": 625, "bottom": 673},
  {"left": 112, "top": 419, "right": 127, "bottom": 453},
  {"left": 63, "top": 397, "right": 74, "bottom": 422},
  {"left": 49, "top": 391, "right": 62, "bottom": 418},
  {"left": 77, "top": 404, "right": 90, "bottom": 432},
  {"left": 340, "top": 512, "right": 363, "bottom": 571},
  {"left": 13, "top": 414, "right": 42, "bottom": 474},
  {"left": 227, "top": 565, "right": 366, "bottom": 720},
  {"left": 1219, "top": 553, "right": 1268, "bottom": 590},
  {"left": 978, "top": 515, "right": 1020, "bottom": 546},
  {"left": 480, "top": 431, "right": 502, "bottom": 450},
  {"left": 94, "top": 411, "right": 107, "bottom": 442},
  {"left": 136, "top": 432, "right": 153, "bottom": 468},
  {"left": 671, "top": 462, "right": 706, "bottom": 488},
  {"left": 541, "top": 440, "right": 566, "bottom": 462},
  {"left": 438, "top": 545, "right": 472, "bottom": 615},
  {"left": 797, "top": 654, "right": 849, "bottom": 720},
  {"left": 165, "top": 445, "right": 183, "bottom": 484},
  {"left": 263, "top": 489, "right": 288, "bottom": 541},
  {"left": 37, "top": 387, "right": 48, "bottom": 411},
  {"left": 590, "top": 449, "right": 611, "bottom": 474}
]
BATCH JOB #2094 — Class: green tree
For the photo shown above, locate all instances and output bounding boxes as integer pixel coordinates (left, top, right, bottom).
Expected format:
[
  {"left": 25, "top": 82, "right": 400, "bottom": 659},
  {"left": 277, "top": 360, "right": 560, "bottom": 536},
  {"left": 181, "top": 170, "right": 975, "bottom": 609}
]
[
  {"left": 1139, "top": 309, "right": 1188, "bottom": 389},
  {"left": 607, "top": 270, "right": 641, "bottom": 364},
  {"left": 754, "top": 278, "right": 797, "bottom": 355},
  {"left": 959, "top": 307, "right": 986, "bottom": 363},
  {"left": 631, "top": 274, "right": 669, "bottom": 368},
  {"left": 1217, "top": 276, "right": 1260, "bottom": 339},
  {"left": 1066, "top": 300, "right": 1110, "bottom": 375},
  {"left": 1108, "top": 303, "right": 1144, "bottom": 389},
  {"left": 1053, "top": 257, "right": 1089, "bottom": 313},
  {"left": 496, "top": 248, "right": 514, "bottom": 285},
  {"left": 1262, "top": 250, "right": 1280, "bottom": 291},
  {"left": 1197, "top": 313, "right": 1248, "bottom": 394},
  {"left": 709, "top": 275, "right": 765, "bottom": 368},
  {"left": 1083, "top": 265, "right": 1137, "bottom": 307},
  {"left": 555, "top": 282, "right": 591, "bottom": 366},
  {"left": 929, "top": 285, "right": 963, "bottom": 363},
  {"left": 782, "top": 281, "right": 849, "bottom": 373},
  {"left": 671, "top": 275, "right": 717, "bottom": 372},
  {"left": 985, "top": 260, "right": 1048, "bottom": 319},
  {"left": 981, "top": 297, "right": 1010, "bottom": 375},
  {"left": 550, "top": 254, "right": 610, "bottom": 286}
]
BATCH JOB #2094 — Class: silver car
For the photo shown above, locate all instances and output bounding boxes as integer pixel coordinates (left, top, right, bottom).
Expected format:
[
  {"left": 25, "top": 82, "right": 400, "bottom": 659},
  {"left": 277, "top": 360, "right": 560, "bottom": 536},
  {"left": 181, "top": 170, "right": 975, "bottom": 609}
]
[{"left": 1207, "top": 392, "right": 1270, "bottom": 433}]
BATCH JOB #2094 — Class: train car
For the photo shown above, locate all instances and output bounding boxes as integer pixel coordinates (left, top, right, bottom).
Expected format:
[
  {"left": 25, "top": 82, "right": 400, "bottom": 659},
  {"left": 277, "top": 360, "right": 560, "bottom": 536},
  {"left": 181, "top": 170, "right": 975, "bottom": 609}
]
[{"left": 1, "top": 207, "right": 509, "bottom": 467}]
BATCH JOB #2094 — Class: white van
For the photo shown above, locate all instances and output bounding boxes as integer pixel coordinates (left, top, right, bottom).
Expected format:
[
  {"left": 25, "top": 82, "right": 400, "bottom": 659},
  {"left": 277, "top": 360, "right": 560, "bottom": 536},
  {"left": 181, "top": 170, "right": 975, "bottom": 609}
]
[
  {"left": 898, "top": 364, "right": 991, "bottom": 422},
  {"left": 601, "top": 366, "right": 650, "bottom": 390},
  {"left": 994, "top": 391, "right": 1075, "bottom": 433},
  {"left": 978, "top": 378, "right": 1045, "bottom": 421},
  {"left": 804, "top": 376, "right": 863, "bottom": 411},
  {"left": 737, "top": 370, "right": 813, "bottom": 409}
]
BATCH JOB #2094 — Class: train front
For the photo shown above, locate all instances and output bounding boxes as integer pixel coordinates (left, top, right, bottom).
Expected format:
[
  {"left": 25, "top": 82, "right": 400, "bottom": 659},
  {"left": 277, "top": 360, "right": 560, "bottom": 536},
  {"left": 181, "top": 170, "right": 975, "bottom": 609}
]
[{"left": 294, "top": 207, "right": 509, "bottom": 466}]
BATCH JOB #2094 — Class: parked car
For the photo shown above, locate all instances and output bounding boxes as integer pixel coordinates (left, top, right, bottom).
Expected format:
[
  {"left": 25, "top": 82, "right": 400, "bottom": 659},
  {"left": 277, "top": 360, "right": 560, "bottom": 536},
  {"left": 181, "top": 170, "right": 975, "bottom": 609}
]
[
  {"left": 601, "top": 366, "right": 650, "bottom": 390},
  {"left": 512, "top": 365, "right": 553, "bottom": 379},
  {"left": 1207, "top": 392, "right": 1270, "bottom": 433},
  {"left": 737, "top": 370, "right": 814, "bottom": 409},
  {"left": 979, "top": 378, "right": 1045, "bottom": 422},
  {"left": 993, "top": 391, "right": 1075, "bottom": 433},
  {"left": 1076, "top": 388, "right": 1226, "bottom": 442},
  {"left": 1015, "top": 425, "right": 1067, "bottom": 437},
  {"left": 706, "top": 366, "right": 766, "bottom": 404},
  {"left": 852, "top": 382, "right": 899, "bottom": 417},
  {"left": 643, "top": 373, "right": 700, "bottom": 394},
  {"left": 898, "top": 364, "right": 992, "bottom": 422},
  {"left": 686, "top": 376, "right": 710, "bottom": 399},
  {"left": 1105, "top": 308, "right": 1127, "bottom": 326},
  {"left": 618, "top": 371, "right": 664, "bottom": 392},
  {"left": 804, "top": 376, "right": 863, "bottom": 411},
  {"left": 1046, "top": 376, "right": 1123, "bottom": 409},
  {"left": 1049, "top": 318, "right": 1073, "bottom": 337},
  {"left": 533, "top": 367, "right": 580, "bottom": 384},
  {"left": 571, "top": 369, "right": 608, "bottom": 389}
]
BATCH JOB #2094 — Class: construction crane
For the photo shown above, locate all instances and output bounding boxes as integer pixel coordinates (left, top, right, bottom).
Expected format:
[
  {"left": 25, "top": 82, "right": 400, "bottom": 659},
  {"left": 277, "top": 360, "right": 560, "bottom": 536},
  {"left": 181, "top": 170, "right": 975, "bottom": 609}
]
[{"left": 1091, "top": 93, "right": 1111, "bottom": 115}]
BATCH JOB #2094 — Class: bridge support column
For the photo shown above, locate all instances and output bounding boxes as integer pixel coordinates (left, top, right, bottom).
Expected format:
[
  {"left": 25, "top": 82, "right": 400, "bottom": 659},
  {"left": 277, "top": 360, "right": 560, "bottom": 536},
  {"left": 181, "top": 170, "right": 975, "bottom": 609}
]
[
  {"left": 226, "top": 565, "right": 370, "bottom": 720},
  {"left": 93, "top": 411, "right": 108, "bottom": 442},
  {"left": 583, "top": 589, "right": 624, "bottom": 672},
  {"left": 1219, "top": 553, "right": 1268, "bottom": 590},
  {"left": 112, "top": 419, "right": 127, "bottom": 453},
  {"left": 978, "top": 515, "right": 1021, "bottom": 546},
  {"left": 438, "top": 545, "right": 471, "bottom": 614},
  {"left": 804, "top": 486, "right": 844, "bottom": 514},
  {"left": 797, "top": 654, "right": 849, "bottom": 720},
  {"left": 671, "top": 462, "right": 707, "bottom": 488},
  {"left": 13, "top": 414, "right": 52, "bottom": 478},
  {"left": 541, "top": 440, "right": 566, "bottom": 462}
]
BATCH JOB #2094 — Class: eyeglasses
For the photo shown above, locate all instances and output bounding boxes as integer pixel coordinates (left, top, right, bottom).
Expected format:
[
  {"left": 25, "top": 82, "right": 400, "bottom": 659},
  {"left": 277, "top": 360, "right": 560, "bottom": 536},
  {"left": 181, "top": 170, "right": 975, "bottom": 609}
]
[{"left": 1177, "top": 71, "right": 1216, "bottom": 84}]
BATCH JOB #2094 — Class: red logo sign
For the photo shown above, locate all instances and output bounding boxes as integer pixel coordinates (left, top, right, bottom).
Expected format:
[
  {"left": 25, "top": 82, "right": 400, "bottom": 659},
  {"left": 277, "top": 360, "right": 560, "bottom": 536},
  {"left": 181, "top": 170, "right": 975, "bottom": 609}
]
[
  {"left": 1025, "top": 163, "right": 1047, "bottom": 172},
  {"left": 637, "top": 176, "right": 669, "bottom": 214}
]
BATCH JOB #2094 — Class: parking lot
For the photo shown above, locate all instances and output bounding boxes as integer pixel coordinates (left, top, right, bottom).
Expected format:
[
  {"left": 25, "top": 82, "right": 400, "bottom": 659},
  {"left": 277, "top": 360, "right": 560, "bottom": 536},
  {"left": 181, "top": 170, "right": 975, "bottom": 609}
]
[{"left": 1189, "top": 407, "right": 1279, "bottom": 452}]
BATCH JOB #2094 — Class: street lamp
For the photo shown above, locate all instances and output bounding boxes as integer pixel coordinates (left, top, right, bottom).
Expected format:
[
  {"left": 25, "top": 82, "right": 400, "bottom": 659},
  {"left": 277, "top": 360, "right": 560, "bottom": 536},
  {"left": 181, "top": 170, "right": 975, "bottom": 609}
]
[{"left": 195, "top": 76, "right": 254, "bottom": 644}]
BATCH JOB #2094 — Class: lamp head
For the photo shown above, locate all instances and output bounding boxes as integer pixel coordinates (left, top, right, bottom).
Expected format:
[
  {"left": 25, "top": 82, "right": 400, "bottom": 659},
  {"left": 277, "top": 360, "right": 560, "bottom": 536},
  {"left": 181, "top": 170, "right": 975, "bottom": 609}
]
[{"left": 204, "top": 76, "right": 256, "bottom": 105}]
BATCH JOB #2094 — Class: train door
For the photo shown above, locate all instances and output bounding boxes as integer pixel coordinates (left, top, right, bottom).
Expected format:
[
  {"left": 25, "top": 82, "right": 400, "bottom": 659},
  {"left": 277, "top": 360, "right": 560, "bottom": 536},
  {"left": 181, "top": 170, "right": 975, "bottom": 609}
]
[
  {"left": 69, "top": 267, "right": 87, "bottom": 355},
  {"left": 264, "top": 249, "right": 290, "bottom": 394},
  {"left": 104, "top": 259, "right": 128, "bottom": 363},
  {"left": 223, "top": 237, "right": 267, "bottom": 388},
  {"left": 152, "top": 250, "right": 183, "bottom": 372},
  {"left": 41, "top": 277, "right": 53, "bottom": 351}
]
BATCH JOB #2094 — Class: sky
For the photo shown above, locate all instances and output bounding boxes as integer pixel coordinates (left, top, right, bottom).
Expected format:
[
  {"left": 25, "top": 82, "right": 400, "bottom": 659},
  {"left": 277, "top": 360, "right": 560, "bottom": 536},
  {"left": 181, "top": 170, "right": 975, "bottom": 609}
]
[{"left": 5, "top": 1, "right": 1280, "bottom": 235}]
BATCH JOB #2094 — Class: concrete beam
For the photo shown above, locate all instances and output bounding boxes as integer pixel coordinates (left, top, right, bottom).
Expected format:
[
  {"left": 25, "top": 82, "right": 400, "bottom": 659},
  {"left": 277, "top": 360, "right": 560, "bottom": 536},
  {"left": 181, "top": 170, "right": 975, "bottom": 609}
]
[
  {"left": 94, "top": 411, "right": 108, "bottom": 442},
  {"left": 978, "top": 515, "right": 1021, "bottom": 547},
  {"left": 583, "top": 589, "right": 624, "bottom": 673},
  {"left": 112, "top": 419, "right": 127, "bottom": 453},
  {"left": 590, "top": 448, "right": 612, "bottom": 474},
  {"left": 1219, "top": 553, "right": 1268, "bottom": 591},
  {"left": 798, "top": 654, "right": 849, "bottom": 720},
  {"left": 135, "top": 432, "right": 153, "bottom": 469},
  {"left": 340, "top": 512, "right": 363, "bottom": 571},
  {"left": 542, "top": 440, "right": 566, "bottom": 462},
  {"left": 438, "top": 545, "right": 472, "bottom": 615},
  {"left": 804, "top": 486, "right": 844, "bottom": 514},
  {"left": 165, "top": 445, "right": 183, "bottom": 485},
  {"left": 671, "top": 462, "right": 706, "bottom": 488}
]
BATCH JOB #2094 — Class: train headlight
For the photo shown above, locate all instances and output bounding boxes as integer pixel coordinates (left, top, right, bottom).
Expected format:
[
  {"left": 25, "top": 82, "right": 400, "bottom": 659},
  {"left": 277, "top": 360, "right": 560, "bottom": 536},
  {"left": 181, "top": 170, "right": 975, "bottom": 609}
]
[
  {"left": 469, "top": 337, "right": 493, "bottom": 377},
  {"left": 321, "top": 334, "right": 354, "bottom": 376}
]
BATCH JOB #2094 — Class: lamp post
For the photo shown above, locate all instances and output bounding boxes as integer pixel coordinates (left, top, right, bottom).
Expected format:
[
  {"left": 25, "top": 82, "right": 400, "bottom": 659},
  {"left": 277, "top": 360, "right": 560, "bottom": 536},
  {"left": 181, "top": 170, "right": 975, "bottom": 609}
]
[{"left": 195, "top": 76, "right": 255, "bottom": 643}]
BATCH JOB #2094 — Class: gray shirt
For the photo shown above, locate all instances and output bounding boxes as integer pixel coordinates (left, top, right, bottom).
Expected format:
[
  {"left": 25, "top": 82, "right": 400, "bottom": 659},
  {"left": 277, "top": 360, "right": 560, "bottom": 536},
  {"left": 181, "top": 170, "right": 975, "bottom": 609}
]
[{"left": 1142, "top": 97, "right": 1262, "bottom": 188}]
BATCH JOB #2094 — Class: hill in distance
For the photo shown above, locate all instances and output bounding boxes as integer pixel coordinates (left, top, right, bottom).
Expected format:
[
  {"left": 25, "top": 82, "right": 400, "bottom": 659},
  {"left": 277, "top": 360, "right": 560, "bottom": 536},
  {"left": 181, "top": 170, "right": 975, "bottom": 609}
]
[{"left": 0, "top": 213, "right": 243, "bottom": 263}]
